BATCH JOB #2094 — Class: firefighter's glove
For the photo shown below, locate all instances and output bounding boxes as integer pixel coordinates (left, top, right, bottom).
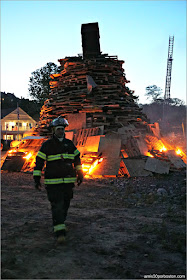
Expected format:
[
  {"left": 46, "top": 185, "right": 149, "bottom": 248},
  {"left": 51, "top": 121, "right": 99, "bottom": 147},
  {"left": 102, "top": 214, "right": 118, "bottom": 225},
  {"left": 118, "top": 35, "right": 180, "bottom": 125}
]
[
  {"left": 77, "top": 171, "right": 83, "bottom": 186},
  {"left": 34, "top": 176, "right": 42, "bottom": 191},
  {"left": 77, "top": 177, "right": 83, "bottom": 186}
]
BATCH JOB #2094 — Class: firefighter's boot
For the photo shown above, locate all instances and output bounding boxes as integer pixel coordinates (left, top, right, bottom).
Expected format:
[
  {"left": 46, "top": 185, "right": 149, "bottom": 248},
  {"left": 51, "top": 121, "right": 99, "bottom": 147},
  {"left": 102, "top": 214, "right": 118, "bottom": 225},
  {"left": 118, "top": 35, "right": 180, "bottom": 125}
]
[
  {"left": 56, "top": 229, "right": 66, "bottom": 244},
  {"left": 57, "top": 234, "right": 66, "bottom": 244}
]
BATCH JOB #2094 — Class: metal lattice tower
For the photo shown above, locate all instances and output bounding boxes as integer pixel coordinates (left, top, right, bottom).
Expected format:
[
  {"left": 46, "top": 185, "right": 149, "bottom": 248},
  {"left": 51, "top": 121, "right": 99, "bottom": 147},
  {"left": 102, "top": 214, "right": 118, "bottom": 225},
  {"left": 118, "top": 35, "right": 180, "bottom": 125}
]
[{"left": 164, "top": 36, "right": 174, "bottom": 101}]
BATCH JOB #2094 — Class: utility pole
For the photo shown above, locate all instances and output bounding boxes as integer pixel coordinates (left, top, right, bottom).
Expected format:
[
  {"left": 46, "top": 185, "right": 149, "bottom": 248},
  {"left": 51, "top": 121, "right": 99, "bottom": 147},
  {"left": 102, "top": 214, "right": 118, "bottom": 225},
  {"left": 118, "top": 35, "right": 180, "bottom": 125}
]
[
  {"left": 17, "top": 102, "right": 20, "bottom": 141},
  {"left": 163, "top": 36, "right": 174, "bottom": 122},
  {"left": 6, "top": 124, "right": 8, "bottom": 144}
]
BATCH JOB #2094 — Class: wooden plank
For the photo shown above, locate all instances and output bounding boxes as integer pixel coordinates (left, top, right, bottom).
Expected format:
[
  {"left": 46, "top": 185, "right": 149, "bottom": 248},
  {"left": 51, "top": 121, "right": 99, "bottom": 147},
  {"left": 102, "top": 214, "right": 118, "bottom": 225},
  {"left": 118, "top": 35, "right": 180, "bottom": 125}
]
[
  {"left": 90, "top": 157, "right": 121, "bottom": 176},
  {"left": 37, "top": 54, "right": 150, "bottom": 136},
  {"left": 122, "top": 159, "right": 153, "bottom": 177},
  {"left": 144, "top": 157, "right": 170, "bottom": 174},
  {"left": 167, "top": 150, "right": 186, "bottom": 169}
]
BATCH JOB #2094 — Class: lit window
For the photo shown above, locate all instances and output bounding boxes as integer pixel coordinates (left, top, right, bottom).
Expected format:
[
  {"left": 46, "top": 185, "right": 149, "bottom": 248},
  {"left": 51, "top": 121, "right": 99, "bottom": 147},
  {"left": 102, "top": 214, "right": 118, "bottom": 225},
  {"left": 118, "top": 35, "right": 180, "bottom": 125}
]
[{"left": 9, "top": 122, "right": 15, "bottom": 126}]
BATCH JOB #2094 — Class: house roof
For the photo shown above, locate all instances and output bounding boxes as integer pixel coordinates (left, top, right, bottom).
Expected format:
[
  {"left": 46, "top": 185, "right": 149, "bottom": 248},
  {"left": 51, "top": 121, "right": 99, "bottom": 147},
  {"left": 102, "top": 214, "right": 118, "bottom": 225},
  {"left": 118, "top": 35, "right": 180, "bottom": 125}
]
[
  {"left": 1, "top": 107, "right": 36, "bottom": 122},
  {"left": 1, "top": 108, "right": 17, "bottom": 119}
]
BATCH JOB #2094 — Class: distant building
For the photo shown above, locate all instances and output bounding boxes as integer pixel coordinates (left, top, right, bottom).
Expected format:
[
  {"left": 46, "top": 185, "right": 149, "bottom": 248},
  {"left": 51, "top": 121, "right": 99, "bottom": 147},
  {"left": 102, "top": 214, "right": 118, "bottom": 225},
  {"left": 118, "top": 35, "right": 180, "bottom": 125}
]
[{"left": 1, "top": 107, "right": 36, "bottom": 141}]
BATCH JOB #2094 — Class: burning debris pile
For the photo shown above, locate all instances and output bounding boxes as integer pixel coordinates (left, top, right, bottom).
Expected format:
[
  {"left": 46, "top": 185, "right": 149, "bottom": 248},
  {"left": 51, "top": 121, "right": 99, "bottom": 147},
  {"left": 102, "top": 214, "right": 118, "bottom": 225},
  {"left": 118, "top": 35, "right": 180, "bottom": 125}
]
[
  {"left": 36, "top": 22, "right": 149, "bottom": 136},
  {"left": 36, "top": 55, "right": 149, "bottom": 135},
  {"left": 1, "top": 136, "right": 47, "bottom": 172},
  {"left": 1, "top": 23, "right": 186, "bottom": 176}
]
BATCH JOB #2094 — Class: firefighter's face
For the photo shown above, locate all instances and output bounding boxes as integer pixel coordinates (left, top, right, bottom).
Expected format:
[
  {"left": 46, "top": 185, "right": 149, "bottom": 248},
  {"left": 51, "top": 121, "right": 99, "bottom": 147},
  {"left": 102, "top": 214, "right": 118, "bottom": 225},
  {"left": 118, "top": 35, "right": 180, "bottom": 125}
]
[{"left": 54, "top": 126, "right": 65, "bottom": 138}]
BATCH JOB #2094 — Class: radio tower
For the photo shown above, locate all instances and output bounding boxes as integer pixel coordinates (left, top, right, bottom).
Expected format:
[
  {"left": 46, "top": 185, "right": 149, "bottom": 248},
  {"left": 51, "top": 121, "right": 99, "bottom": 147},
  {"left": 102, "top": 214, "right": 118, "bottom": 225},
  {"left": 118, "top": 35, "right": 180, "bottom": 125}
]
[{"left": 163, "top": 36, "right": 174, "bottom": 121}]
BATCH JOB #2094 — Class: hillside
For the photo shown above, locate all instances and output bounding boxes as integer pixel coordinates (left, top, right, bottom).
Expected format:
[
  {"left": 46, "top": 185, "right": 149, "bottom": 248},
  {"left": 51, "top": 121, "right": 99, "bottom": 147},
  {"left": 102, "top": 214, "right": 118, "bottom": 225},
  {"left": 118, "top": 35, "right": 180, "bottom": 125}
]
[{"left": 1, "top": 92, "right": 41, "bottom": 121}]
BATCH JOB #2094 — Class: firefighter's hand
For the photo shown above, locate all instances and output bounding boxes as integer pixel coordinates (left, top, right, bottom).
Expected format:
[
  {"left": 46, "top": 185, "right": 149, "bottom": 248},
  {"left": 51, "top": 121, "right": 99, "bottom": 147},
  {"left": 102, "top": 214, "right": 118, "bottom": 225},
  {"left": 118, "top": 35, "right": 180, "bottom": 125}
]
[
  {"left": 35, "top": 181, "right": 42, "bottom": 191},
  {"left": 77, "top": 171, "right": 83, "bottom": 186},
  {"left": 34, "top": 176, "right": 42, "bottom": 191},
  {"left": 77, "top": 170, "right": 83, "bottom": 186},
  {"left": 77, "top": 176, "right": 83, "bottom": 186}
]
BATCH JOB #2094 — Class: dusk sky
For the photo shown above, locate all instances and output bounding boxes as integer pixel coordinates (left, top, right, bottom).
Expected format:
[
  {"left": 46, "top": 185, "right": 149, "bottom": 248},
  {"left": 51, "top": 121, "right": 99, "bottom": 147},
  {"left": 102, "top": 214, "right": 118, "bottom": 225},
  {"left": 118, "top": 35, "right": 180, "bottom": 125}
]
[{"left": 1, "top": 0, "right": 186, "bottom": 104}]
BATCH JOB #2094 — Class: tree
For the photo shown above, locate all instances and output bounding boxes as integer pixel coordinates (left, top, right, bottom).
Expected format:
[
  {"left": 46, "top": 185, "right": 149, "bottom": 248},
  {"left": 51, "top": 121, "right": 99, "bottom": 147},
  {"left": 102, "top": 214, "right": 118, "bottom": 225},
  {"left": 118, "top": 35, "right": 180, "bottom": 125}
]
[
  {"left": 28, "top": 62, "right": 60, "bottom": 104},
  {"left": 145, "top": 85, "right": 163, "bottom": 103},
  {"left": 168, "top": 98, "right": 185, "bottom": 106}
]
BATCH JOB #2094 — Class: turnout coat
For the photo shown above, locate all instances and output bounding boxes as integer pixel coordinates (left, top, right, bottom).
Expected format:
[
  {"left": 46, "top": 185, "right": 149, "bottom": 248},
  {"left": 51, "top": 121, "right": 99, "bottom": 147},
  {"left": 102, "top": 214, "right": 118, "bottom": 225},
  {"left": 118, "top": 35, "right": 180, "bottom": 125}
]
[{"left": 33, "top": 135, "right": 82, "bottom": 185}]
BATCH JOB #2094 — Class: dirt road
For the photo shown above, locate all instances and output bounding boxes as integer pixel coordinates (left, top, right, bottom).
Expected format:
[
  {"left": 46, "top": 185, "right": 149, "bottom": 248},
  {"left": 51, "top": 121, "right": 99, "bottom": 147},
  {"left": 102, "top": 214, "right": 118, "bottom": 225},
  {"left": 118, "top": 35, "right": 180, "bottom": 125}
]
[{"left": 1, "top": 171, "right": 186, "bottom": 279}]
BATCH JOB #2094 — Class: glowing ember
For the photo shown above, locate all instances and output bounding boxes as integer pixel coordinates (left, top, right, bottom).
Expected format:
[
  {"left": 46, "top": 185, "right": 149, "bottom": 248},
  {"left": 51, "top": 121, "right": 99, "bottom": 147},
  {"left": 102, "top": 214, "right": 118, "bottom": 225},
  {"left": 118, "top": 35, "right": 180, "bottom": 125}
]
[
  {"left": 176, "top": 148, "right": 182, "bottom": 155},
  {"left": 146, "top": 152, "right": 154, "bottom": 158},
  {"left": 159, "top": 146, "right": 167, "bottom": 152}
]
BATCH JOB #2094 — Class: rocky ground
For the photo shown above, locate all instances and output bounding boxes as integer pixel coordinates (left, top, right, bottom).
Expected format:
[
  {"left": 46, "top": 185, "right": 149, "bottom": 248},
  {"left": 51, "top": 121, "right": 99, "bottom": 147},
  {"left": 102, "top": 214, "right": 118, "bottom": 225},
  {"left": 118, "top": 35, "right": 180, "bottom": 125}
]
[{"left": 1, "top": 171, "right": 186, "bottom": 279}]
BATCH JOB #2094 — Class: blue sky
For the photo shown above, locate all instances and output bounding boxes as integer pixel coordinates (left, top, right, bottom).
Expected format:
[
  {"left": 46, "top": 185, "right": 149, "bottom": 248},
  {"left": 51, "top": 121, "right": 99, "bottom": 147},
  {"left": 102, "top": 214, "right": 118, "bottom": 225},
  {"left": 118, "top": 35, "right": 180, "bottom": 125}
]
[{"left": 1, "top": 0, "right": 186, "bottom": 104}]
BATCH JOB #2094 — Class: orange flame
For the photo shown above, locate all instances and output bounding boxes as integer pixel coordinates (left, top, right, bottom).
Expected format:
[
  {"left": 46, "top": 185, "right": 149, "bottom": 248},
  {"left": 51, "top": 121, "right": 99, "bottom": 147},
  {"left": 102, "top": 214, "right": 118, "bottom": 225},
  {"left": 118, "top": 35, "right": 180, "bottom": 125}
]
[
  {"left": 89, "top": 159, "right": 99, "bottom": 174},
  {"left": 8, "top": 149, "right": 17, "bottom": 154},
  {"left": 82, "top": 157, "right": 103, "bottom": 175},
  {"left": 89, "top": 158, "right": 103, "bottom": 174},
  {"left": 23, "top": 152, "right": 33, "bottom": 160}
]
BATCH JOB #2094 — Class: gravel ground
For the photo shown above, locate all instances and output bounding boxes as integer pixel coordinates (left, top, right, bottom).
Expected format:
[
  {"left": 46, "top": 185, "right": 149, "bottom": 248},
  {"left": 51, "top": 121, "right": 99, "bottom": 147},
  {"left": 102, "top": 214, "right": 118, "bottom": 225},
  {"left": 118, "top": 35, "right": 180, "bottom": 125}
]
[{"left": 1, "top": 171, "right": 186, "bottom": 279}]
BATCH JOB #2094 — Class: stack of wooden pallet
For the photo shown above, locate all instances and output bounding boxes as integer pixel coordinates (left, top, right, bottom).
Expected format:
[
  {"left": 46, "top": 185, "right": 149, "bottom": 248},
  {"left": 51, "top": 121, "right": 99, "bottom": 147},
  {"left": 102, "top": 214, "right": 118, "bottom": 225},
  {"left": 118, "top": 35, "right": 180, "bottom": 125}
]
[{"left": 35, "top": 54, "right": 149, "bottom": 135}]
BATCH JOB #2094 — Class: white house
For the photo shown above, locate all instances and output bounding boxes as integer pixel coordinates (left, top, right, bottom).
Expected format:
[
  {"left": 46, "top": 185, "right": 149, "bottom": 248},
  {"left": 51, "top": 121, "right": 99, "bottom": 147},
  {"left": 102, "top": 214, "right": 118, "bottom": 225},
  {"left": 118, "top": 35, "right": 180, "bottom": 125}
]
[{"left": 1, "top": 107, "right": 36, "bottom": 141}]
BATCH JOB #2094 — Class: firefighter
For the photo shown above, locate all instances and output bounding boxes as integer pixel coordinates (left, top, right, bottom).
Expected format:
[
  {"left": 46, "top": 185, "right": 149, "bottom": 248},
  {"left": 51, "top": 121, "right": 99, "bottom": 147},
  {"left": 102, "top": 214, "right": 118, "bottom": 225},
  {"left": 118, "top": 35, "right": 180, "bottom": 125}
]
[{"left": 33, "top": 116, "right": 83, "bottom": 244}]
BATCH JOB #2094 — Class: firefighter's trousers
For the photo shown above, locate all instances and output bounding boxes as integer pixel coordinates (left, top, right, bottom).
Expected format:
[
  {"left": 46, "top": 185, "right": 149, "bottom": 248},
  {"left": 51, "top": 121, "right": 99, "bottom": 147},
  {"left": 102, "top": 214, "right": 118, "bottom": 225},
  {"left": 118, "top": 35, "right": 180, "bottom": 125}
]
[{"left": 46, "top": 183, "right": 74, "bottom": 236}]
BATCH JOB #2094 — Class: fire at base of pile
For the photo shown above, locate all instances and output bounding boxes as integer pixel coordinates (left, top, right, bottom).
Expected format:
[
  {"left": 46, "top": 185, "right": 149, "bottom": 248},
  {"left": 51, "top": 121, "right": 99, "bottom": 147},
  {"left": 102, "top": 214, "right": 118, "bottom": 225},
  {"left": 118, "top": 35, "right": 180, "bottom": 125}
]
[
  {"left": 1, "top": 136, "right": 47, "bottom": 173},
  {"left": 1, "top": 122, "right": 186, "bottom": 178}
]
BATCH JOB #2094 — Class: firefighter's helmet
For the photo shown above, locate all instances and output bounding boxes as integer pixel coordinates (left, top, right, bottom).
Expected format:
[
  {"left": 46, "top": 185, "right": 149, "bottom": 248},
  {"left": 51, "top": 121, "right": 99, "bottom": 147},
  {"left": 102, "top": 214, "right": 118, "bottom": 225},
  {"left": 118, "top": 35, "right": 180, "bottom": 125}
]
[{"left": 50, "top": 116, "right": 69, "bottom": 128}]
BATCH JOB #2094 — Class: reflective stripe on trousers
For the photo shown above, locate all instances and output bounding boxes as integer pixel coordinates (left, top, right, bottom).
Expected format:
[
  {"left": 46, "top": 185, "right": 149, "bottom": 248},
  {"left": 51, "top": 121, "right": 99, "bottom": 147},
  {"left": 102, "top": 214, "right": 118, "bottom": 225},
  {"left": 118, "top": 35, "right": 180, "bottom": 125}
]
[
  {"left": 54, "top": 223, "right": 66, "bottom": 232},
  {"left": 44, "top": 177, "right": 76, "bottom": 184}
]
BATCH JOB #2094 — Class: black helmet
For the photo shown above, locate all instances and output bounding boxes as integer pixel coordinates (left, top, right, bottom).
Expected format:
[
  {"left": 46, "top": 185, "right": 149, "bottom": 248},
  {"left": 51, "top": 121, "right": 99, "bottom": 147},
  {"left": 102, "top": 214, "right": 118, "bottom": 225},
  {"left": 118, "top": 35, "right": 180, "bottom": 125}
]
[{"left": 50, "top": 116, "right": 69, "bottom": 128}]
